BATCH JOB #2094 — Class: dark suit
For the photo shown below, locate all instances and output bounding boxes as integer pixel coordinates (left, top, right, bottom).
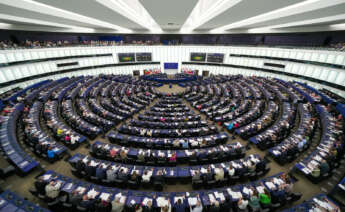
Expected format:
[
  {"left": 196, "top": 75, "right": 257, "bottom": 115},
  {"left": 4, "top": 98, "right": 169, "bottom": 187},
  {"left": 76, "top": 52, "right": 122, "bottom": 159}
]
[
  {"left": 35, "top": 180, "right": 48, "bottom": 195},
  {"left": 85, "top": 165, "right": 96, "bottom": 177},
  {"left": 117, "top": 172, "right": 128, "bottom": 181},
  {"left": 70, "top": 193, "right": 82, "bottom": 206},
  {"left": 96, "top": 167, "right": 106, "bottom": 179}
]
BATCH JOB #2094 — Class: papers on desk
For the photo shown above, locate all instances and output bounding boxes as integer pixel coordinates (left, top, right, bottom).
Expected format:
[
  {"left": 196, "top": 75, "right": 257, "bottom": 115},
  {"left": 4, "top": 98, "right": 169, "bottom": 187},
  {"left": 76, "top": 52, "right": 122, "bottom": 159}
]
[
  {"left": 75, "top": 186, "right": 86, "bottom": 194},
  {"left": 338, "top": 184, "right": 345, "bottom": 191},
  {"left": 242, "top": 187, "right": 252, "bottom": 196},
  {"left": 188, "top": 197, "right": 198, "bottom": 206},
  {"left": 82, "top": 156, "right": 89, "bottom": 163},
  {"left": 115, "top": 193, "right": 126, "bottom": 204},
  {"left": 185, "top": 150, "right": 192, "bottom": 156},
  {"left": 64, "top": 183, "right": 73, "bottom": 190},
  {"left": 250, "top": 155, "right": 260, "bottom": 163},
  {"left": 272, "top": 150, "right": 280, "bottom": 156},
  {"left": 200, "top": 167, "right": 207, "bottom": 174},
  {"left": 214, "top": 192, "right": 225, "bottom": 201},
  {"left": 273, "top": 178, "right": 284, "bottom": 185},
  {"left": 157, "top": 197, "right": 169, "bottom": 207},
  {"left": 256, "top": 186, "right": 265, "bottom": 194},
  {"left": 208, "top": 194, "right": 216, "bottom": 203},
  {"left": 87, "top": 189, "right": 99, "bottom": 199},
  {"left": 43, "top": 174, "right": 52, "bottom": 181},
  {"left": 265, "top": 182, "right": 276, "bottom": 190},
  {"left": 90, "top": 160, "right": 99, "bottom": 167},
  {"left": 301, "top": 167, "right": 311, "bottom": 174},
  {"left": 313, "top": 198, "right": 335, "bottom": 211},
  {"left": 142, "top": 197, "right": 153, "bottom": 206},
  {"left": 100, "top": 193, "right": 110, "bottom": 201},
  {"left": 174, "top": 196, "right": 184, "bottom": 204},
  {"left": 227, "top": 189, "right": 242, "bottom": 199}
]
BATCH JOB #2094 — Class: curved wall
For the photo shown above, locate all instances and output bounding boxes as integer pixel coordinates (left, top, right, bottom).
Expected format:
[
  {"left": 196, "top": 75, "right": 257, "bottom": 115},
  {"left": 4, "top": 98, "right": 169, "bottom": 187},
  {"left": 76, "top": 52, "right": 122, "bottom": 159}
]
[{"left": 1, "top": 46, "right": 345, "bottom": 96}]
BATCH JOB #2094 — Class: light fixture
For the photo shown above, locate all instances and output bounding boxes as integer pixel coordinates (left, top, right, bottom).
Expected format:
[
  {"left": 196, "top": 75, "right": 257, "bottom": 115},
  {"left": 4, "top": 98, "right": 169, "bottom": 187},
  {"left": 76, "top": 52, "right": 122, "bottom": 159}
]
[
  {"left": 0, "top": 14, "right": 95, "bottom": 32},
  {"left": 0, "top": 0, "right": 132, "bottom": 32},
  {"left": 96, "top": 0, "right": 162, "bottom": 32},
  {"left": 247, "top": 14, "right": 345, "bottom": 33},
  {"left": 0, "top": 23, "right": 13, "bottom": 28},
  {"left": 210, "top": 0, "right": 345, "bottom": 32},
  {"left": 181, "top": 0, "right": 242, "bottom": 33}
]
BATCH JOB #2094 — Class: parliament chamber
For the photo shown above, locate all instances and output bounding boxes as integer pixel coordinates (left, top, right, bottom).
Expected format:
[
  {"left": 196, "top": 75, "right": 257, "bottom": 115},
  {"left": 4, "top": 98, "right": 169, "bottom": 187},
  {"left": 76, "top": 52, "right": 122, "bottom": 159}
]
[
  {"left": 1, "top": 0, "right": 345, "bottom": 211},
  {"left": 0, "top": 43, "right": 344, "bottom": 212}
]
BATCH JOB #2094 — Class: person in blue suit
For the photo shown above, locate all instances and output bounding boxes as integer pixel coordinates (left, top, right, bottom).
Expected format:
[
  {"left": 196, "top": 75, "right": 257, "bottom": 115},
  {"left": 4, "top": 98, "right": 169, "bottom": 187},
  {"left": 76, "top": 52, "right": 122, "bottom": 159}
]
[
  {"left": 47, "top": 146, "right": 55, "bottom": 162},
  {"left": 227, "top": 123, "right": 234, "bottom": 131}
]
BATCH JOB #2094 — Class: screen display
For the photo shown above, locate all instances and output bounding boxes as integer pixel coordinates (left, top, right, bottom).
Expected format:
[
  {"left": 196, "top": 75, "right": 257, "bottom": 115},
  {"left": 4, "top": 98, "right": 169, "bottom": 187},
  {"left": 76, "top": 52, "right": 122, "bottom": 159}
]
[
  {"left": 164, "top": 63, "right": 178, "bottom": 69},
  {"left": 118, "top": 53, "right": 135, "bottom": 62},
  {"left": 207, "top": 53, "right": 224, "bottom": 63},
  {"left": 136, "top": 53, "right": 152, "bottom": 62},
  {"left": 190, "top": 53, "right": 206, "bottom": 62}
]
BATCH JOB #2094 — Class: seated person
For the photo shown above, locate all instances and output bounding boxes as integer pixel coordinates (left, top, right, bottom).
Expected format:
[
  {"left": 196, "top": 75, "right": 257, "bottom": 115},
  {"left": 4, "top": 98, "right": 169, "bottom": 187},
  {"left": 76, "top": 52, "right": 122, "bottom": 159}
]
[
  {"left": 117, "top": 168, "right": 129, "bottom": 181},
  {"left": 311, "top": 165, "right": 321, "bottom": 178},
  {"left": 190, "top": 198, "right": 203, "bottom": 212},
  {"left": 79, "top": 194, "right": 94, "bottom": 211},
  {"left": 169, "top": 152, "right": 177, "bottom": 162},
  {"left": 259, "top": 189, "right": 271, "bottom": 207},
  {"left": 34, "top": 176, "right": 48, "bottom": 195},
  {"left": 249, "top": 190, "right": 261, "bottom": 211},
  {"left": 112, "top": 197, "right": 125, "bottom": 212},
  {"left": 174, "top": 198, "right": 185, "bottom": 212},
  {"left": 47, "top": 146, "right": 56, "bottom": 161},
  {"left": 96, "top": 164, "right": 107, "bottom": 179},
  {"left": 192, "top": 170, "right": 201, "bottom": 181},
  {"left": 320, "top": 159, "right": 330, "bottom": 175},
  {"left": 237, "top": 197, "right": 249, "bottom": 210},
  {"left": 142, "top": 168, "right": 154, "bottom": 183},
  {"left": 227, "top": 164, "right": 235, "bottom": 177},
  {"left": 45, "top": 180, "right": 61, "bottom": 201},
  {"left": 214, "top": 167, "right": 224, "bottom": 181},
  {"left": 106, "top": 166, "right": 117, "bottom": 182},
  {"left": 153, "top": 169, "right": 165, "bottom": 184},
  {"left": 130, "top": 170, "right": 140, "bottom": 183},
  {"left": 95, "top": 198, "right": 111, "bottom": 212}
]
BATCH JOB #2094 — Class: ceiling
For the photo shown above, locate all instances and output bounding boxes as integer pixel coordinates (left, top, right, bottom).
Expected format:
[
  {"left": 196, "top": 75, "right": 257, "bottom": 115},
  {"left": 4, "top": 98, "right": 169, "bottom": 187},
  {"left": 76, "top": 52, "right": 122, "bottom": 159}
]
[{"left": 0, "top": 0, "right": 344, "bottom": 34}]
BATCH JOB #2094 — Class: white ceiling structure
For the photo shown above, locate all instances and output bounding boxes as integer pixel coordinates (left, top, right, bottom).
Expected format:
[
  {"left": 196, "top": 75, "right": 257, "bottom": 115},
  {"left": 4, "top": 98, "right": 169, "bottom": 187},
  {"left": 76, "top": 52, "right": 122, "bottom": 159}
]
[{"left": 0, "top": 0, "right": 345, "bottom": 34}]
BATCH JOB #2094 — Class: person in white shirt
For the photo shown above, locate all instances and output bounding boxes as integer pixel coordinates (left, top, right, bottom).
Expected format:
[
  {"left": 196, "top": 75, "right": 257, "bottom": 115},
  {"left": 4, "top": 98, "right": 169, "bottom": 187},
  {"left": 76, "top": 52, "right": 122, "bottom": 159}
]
[
  {"left": 190, "top": 200, "right": 203, "bottom": 212},
  {"left": 70, "top": 134, "right": 78, "bottom": 145},
  {"left": 237, "top": 197, "right": 249, "bottom": 210},
  {"left": 147, "top": 129, "right": 153, "bottom": 137},
  {"left": 228, "top": 164, "right": 235, "bottom": 177},
  {"left": 142, "top": 168, "right": 153, "bottom": 182},
  {"left": 140, "top": 128, "right": 146, "bottom": 136}
]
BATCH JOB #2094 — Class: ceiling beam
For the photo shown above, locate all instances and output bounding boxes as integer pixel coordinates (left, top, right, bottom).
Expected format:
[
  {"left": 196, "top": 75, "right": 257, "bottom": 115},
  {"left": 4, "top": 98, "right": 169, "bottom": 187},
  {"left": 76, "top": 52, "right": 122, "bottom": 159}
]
[
  {"left": 247, "top": 14, "right": 345, "bottom": 32},
  {"left": 210, "top": 0, "right": 345, "bottom": 33},
  {"left": 96, "top": 0, "right": 162, "bottom": 33},
  {"left": 0, "top": 0, "right": 132, "bottom": 32},
  {"left": 0, "top": 14, "right": 95, "bottom": 32},
  {"left": 180, "top": 0, "right": 242, "bottom": 33}
]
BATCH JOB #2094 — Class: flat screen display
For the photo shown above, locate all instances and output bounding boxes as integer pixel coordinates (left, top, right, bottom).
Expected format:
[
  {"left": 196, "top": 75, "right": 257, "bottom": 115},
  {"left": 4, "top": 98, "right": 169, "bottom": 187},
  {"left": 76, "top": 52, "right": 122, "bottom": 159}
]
[
  {"left": 164, "top": 63, "right": 178, "bottom": 69},
  {"left": 190, "top": 53, "right": 206, "bottom": 62},
  {"left": 118, "top": 53, "right": 135, "bottom": 62},
  {"left": 136, "top": 53, "right": 152, "bottom": 62},
  {"left": 207, "top": 53, "right": 224, "bottom": 63}
]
